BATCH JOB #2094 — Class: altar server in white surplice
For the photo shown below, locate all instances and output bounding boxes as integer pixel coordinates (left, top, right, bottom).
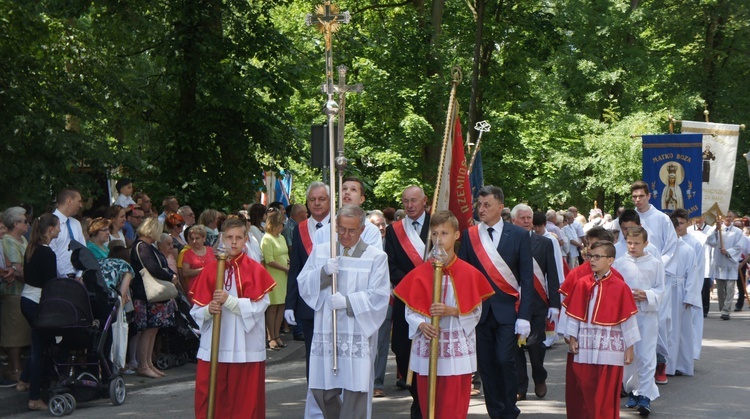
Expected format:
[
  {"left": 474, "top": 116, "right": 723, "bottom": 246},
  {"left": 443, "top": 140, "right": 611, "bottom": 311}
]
[
  {"left": 665, "top": 210, "right": 702, "bottom": 376},
  {"left": 298, "top": 205, "right": 390, "bottom": 419}
]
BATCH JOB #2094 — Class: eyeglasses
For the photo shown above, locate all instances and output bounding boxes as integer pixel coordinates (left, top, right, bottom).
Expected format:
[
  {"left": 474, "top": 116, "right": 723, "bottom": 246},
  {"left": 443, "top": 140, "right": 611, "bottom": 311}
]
[
  {"left": 18, "top": 219, "right": 30, "bottom": 225},
  {"left": 588, "top": 254, "right": 611, "bottom": 262},
  {"left": 337, "top": 227, "right": 360, "bottom": 236},
  {"left": 177, "top": 223, "right": 185, "bottom": 228}
]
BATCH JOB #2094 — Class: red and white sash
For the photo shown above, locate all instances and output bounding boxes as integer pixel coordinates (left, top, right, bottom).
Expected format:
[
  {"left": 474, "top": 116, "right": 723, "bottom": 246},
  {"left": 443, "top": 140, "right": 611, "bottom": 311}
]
[
  {"left": 468, "top": 225, "right": 520, "bottom": 306},
  {"left": 298, "top": 219, "right": 314, "bottom": 256},
  {"left": 393, "top": 218, "right": 425, "bottom": 267},
  {"left": 532, "top": 258, "right": 549, "bottom": 305}
]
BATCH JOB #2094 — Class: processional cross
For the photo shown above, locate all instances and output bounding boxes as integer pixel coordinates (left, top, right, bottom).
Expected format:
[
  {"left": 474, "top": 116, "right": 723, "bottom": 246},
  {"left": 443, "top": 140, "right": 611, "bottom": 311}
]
[{"left": 306, "top": 0, "right": 359, "bottom": 375}]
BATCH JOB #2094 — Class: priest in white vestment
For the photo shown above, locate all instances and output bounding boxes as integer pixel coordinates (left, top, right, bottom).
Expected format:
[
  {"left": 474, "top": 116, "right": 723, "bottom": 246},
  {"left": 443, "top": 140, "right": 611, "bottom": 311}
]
[{"left": 298, "top": 205, "right": 390, "bottom": 419}]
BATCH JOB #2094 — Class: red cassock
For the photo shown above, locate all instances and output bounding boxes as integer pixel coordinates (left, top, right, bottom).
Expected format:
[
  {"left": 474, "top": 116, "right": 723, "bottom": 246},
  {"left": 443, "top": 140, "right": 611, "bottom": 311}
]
[
  {"left": 393, "top": 256, "right": 494, "bottom": 419},
  {"left": 563, "top": 268, "right": 637, "bottom": 419},
  {"left": 190, "top": 253, "right": 276, "bottom": 419}
]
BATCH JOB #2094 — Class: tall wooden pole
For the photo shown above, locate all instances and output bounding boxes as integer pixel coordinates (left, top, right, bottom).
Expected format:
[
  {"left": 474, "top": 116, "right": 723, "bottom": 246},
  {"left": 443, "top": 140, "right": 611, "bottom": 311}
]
[
  {"left": 206, "top": 251, "right": 228, "bottom": 419},
  {"left": 427, "top": 253, "right": 445, "bottom": 419}
]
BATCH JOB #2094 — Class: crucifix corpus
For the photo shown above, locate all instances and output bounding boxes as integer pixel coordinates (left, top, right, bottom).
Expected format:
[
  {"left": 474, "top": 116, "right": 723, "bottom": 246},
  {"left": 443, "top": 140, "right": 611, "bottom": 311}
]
[{"left": 306, "top": 0, "right": 355, "bottom": 375}]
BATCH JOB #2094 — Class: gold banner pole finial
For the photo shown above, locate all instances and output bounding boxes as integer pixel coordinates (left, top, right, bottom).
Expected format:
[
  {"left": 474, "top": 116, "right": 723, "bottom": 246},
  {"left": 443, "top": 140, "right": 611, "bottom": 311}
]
[{"left": 427, "top": 244, "right": 448, "bottom": 419}]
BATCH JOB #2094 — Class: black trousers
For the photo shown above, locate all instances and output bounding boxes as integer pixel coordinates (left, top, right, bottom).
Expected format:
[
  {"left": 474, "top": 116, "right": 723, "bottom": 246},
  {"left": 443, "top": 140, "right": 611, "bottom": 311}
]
[
  {"left": 476, "top": 311, "right": 520, "bottom": 419},
  {"left": 516, "top": 314, "right": 547, "bottom": 394},
  {"left": 391, "top": 299, "right": 422, "bottom": 419},
  {"left": 701, "top": 278, "right": 712, "bottom": 316},
  {"left": 736, "top": 270, "right": 746, "bottom": 309}
]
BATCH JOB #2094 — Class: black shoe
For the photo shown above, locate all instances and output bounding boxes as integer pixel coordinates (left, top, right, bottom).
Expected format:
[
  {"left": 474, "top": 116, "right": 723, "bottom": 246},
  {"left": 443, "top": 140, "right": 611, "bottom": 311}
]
[
  {"left": 734, "top": 307, "right": 742, "bottom": 312},
  {"left": 396, "top": 378, "right": 408, "bottom": 390},
  {"left": 293, "top": 334, "right": 305, "bottom": 341},
  {"left": 721, "top": 314, "right": 730, "bottom": 320}
]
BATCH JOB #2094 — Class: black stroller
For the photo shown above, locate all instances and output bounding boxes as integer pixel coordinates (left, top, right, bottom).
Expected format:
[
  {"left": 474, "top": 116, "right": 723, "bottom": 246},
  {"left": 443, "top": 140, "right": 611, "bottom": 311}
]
[
  {"left": 34, "top": 244, "right": 127, "bottom": 416},
  {"left": 154, "top": 289, "right": 200, "bottom": 369}
]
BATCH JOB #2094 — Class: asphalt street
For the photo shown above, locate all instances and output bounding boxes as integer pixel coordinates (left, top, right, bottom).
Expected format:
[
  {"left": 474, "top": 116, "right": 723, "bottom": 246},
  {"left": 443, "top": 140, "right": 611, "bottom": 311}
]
[{"left": 2, "top": 299, "right": 749, "bottom": 418}]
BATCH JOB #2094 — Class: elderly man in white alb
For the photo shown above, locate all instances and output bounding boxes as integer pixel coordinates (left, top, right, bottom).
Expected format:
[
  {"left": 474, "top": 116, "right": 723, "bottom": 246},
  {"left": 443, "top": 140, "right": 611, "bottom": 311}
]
[{"left": 297, "top": 205, "right": 390, "bottom": 419}]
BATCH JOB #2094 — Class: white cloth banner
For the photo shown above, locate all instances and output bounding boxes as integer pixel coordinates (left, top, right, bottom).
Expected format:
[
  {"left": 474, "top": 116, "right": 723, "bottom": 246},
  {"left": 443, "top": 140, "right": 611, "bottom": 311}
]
[{"left": 680, "top": 120, "right": 740, "bottom": 218}]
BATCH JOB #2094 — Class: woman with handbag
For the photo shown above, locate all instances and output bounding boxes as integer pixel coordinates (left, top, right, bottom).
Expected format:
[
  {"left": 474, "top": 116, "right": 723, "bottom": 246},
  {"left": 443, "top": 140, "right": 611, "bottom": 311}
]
[
  {"left": 18, "top": 213, "right": 60, "bottom": 411},
  {"left": 130, "top": 217, "right": 178, "bottom": 379}
]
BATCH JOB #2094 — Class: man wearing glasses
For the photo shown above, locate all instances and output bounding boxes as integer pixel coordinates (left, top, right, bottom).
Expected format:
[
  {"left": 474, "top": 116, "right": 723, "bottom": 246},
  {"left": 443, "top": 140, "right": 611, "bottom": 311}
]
[
  {"left": 297, "top": 205, "right": 390, "bottom": 418},
  {"left": 124, "top": 206, "right": 145, "bottom": 242}
]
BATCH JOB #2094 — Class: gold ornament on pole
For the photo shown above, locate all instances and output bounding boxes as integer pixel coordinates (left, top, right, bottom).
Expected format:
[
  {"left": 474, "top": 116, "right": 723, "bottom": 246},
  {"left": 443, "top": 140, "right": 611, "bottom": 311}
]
[
  {"left": 427, "top": 242, "right": 448, "bottom": 419},
  {"left": 207, "top": 234, "right": 228, "bottom": 419}
]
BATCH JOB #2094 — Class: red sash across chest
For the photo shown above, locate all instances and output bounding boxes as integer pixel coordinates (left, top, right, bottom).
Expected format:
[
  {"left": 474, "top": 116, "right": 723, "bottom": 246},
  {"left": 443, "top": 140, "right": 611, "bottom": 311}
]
[
  {"left": 393, "top": 220, "right": 424, "bottom": 268},
  {"left": 467, "top": 226, "right": 520, "bottom": 311},
  {"left": 298, "top": 219, "right": 313, "bottom": 256}
]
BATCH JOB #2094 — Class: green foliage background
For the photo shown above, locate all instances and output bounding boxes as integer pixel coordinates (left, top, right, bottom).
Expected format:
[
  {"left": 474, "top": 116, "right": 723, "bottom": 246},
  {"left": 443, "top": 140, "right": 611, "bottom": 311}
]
[{"left": 2, "top": 0, "right": 748, "bottom": 215}]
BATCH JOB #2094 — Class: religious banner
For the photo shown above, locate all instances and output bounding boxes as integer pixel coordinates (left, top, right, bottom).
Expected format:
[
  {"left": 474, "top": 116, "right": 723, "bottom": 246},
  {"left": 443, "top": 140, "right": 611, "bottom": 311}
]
[
  {"left": 681, "top": 120, "right": 741, "bottom": 219},
  {"left": 642, "top": 133, "right": 703, "bottom": 218},
  {"left": 436, "top": 99, "right": 473, "bottom": 231}
]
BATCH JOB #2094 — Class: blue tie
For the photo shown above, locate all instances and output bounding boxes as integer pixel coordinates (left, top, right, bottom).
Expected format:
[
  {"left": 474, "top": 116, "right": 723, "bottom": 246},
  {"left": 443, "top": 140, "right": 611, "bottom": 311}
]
[
  {"left": 66, "top": 219, "right": 75, "bottom": 241},
  {"left": 487, "top": 227, "right": 495, "bottom": 241},
  {"left": 316, "top": 222, "right": 323, "bottom": 230}
]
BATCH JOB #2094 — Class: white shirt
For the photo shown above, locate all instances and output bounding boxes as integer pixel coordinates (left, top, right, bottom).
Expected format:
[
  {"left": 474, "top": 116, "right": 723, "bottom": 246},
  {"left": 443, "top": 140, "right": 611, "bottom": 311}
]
[
  {"left": 485, "top": 219, "right": 504, "bottom": 248},
  {"left": 406, "top": 212, "right": 427, "bottom": 235},
  {"left": 50, "top": 209, "right": 86, "bottom": 277}
]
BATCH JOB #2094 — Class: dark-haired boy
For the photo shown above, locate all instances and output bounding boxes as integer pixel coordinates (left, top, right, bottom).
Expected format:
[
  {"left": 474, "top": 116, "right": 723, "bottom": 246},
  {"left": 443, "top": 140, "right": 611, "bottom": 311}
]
[
  {"left": 565, "top": 241, "right": 639, "bottom": 419},
  {"left": 557, "top": 226, "right": 614, "bottom": 418}
]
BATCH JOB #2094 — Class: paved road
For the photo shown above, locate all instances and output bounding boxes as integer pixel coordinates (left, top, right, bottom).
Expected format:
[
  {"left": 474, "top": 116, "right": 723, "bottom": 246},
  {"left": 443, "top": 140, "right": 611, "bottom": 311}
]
[{"left": 2, "top": 300, "right": 749, "bottom": 417}]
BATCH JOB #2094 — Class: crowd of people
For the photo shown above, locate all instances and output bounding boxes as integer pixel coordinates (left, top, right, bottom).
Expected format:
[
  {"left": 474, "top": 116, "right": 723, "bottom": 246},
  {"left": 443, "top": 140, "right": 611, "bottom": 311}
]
[{"left": 0, "top": 176, "right": 745, "bottom": 418}]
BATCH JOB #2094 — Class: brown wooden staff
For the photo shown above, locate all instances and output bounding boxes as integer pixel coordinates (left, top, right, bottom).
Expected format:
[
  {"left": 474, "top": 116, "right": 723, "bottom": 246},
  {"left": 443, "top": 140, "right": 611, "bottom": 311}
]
[{"left": 207, "top": 251, "right": 228, "bottom": 419}]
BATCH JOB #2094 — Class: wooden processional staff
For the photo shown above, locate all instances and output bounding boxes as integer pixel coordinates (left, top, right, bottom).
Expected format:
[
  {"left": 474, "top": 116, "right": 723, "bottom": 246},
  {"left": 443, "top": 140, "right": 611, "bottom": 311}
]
[{"left": 207, "top": 238, "right": 228, "bottom": 419}]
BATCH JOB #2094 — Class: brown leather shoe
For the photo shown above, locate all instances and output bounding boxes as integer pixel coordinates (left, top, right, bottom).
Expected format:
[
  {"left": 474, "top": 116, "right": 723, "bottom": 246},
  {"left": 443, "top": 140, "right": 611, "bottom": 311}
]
[
  {"left": 534, "top": 381, "right": 547, "bottom": 398},
  {"left": 516, "top": 393, "right": 527, "bottom": 401},
  {"left": 373, "top": 388, "right": 385, "bottom": 398},
  {"left": 470, "top": 388, "right": 481, "bottom": 397}
]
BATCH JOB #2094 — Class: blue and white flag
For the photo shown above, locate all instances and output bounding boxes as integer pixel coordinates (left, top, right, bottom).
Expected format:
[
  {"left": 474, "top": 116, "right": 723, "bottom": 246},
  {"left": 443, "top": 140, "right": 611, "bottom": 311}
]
[{"left": 642, "top": 134, "right": 703, "bottom": 218}]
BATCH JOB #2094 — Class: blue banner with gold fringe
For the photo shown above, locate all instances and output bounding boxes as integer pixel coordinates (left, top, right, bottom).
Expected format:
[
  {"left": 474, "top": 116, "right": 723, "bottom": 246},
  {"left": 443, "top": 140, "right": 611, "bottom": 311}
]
[{"left": 642, "top": 134, "right": 703, "bottom": 218}]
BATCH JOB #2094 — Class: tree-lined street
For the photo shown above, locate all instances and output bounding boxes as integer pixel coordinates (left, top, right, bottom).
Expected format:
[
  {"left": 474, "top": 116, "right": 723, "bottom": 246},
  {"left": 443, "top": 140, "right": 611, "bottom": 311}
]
[{"left": 3, "top": 300, "right": 748, "bottom": 418}]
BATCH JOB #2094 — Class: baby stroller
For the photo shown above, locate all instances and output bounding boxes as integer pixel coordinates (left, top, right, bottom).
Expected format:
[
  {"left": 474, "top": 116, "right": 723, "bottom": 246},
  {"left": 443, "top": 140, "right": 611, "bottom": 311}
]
[
  {"left": 34, "top": 245, "right": 127, "bottom": 416},
  {"left": 154, "top": 289, "right": 200, "bottom": 369}
]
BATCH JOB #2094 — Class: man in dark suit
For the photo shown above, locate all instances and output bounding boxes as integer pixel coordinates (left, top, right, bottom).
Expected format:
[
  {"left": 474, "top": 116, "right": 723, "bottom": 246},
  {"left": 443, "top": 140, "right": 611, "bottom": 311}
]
[
  {"left": 457, "top": 185, "right": 533, "bottom": 419},
  {"left": 384, "top": 185, "right": 430, "bottom": 419},
  {"left": 284, "top": 181, "right": 331, "bottom": 380},
  {"left": 511, "top": 206, "right": 561, "bottom": 401}
]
